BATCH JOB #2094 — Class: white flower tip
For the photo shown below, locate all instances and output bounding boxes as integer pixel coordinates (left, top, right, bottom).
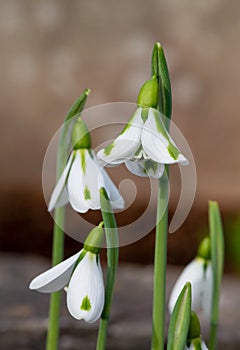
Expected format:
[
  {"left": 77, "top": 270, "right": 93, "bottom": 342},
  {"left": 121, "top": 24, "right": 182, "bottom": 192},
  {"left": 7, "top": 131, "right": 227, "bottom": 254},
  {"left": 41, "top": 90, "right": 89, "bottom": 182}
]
[
  {"left": 111, "top": 196, "right": 125, "bottom": 210},
  {"left": 179, "top": 154, "right": 189, "bottom": 166},
  {"left": 47, "top": 201, "right": 54, "bottom": 212},
  {"left": 29, "top": 275, "right": 46, "bottom": 292}
]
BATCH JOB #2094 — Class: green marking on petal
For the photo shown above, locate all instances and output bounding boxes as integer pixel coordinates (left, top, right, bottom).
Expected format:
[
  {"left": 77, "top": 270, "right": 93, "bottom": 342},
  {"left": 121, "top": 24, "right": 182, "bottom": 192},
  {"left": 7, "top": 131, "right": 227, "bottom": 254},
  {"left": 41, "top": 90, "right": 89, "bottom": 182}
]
[
  {"left": 104, "top": 142, "right": 115, "bottom": 156},
  {"left": 120, "top": 123, "right": 131, "bottom": 135},
  {"left": 144, "top": 160, "right": 158, "bottom": 174},
  {"left": 84, "top": 186, "right": 91, "bottom": 200},
  {"left": 153, "top": 110, "right": 170, "bottom": 140},
  {"left": 80, "top": 296, "right": 92, "bottom": 311},
  {"left": 80, "top": 149, "right": 86, "bottom": 174},
  {"left": 167, "top": 143, "right": 179, "bottom": 160},
  {"left": 141, "top": 107, "right": 149, "bottom": 122},
  {"left": 134, "top": 145, "right": 143, "bottom": 157},
  {"left": 120, "top": 109, "right": 139, "bottom": 135},
  {"left": 153, "top": 110, "right": 180, "bottom": 160}
]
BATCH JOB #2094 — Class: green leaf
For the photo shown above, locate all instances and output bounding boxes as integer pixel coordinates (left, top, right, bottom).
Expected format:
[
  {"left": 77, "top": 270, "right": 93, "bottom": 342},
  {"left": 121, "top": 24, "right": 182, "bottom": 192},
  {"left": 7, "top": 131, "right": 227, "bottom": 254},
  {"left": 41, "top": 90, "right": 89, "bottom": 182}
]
[
  {"left": 151, "top": 43, "right": 172, "bottom": 122},
  {"left": 167, "top": 282, "right": 192, "bottom": 350},
  {"left": 208, "top": 201, "right": 224, "bottom": 349},
  {"left": 151, "top": 43, "right": 159, "bottom": 78},
  {"left": 57, "top": 89, "right": 90, "bottom": 177}
]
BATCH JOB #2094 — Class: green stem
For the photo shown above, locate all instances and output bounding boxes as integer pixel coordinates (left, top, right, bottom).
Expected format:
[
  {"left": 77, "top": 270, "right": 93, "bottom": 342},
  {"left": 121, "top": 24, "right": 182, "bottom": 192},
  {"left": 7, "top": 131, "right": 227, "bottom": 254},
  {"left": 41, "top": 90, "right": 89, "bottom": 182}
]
[
  {"left": 46, "top": 90, "right": 90, "bottom": 350},
  {"left": 151, "top": 42, "right": 172, "bottom": 350},
  {"left": 96, "top": 188, "right": 119, "bottom": 350},
  {"left": 208, "top": 201, "right": 224, "bottom": 350},
  {"left": 151, "top": 172, "right": 169, "bottom": 350},
  {"left": 46, "top": 208, "right": 65, "bottom": 350}
]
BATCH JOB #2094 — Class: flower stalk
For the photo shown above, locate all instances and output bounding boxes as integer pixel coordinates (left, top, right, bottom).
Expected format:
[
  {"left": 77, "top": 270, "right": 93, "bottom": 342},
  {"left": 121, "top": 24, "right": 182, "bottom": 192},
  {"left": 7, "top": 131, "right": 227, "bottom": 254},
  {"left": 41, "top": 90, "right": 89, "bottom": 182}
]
[
  {"left": 208, "top": 201, "right": 224, "bottom": 350},
  {"left": 96, "top": 188, "right": 119, "bottom": 350},
  {"left": 151, "top": 42, "right": 172, "bottom": 350},
  {"left": 46, "top": 89, "right": 90, "bottom": 350}
]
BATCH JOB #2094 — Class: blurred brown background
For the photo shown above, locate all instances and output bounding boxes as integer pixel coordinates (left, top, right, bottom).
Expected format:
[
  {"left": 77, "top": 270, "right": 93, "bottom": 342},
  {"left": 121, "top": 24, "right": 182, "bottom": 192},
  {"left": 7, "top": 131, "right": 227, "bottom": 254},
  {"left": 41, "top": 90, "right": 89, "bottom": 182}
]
[
  {"left": 1, "top": 1, "right": 240, "bottom": 349},
  {"left": 1, "top": 0, "right": 240, "bottom": 270}
]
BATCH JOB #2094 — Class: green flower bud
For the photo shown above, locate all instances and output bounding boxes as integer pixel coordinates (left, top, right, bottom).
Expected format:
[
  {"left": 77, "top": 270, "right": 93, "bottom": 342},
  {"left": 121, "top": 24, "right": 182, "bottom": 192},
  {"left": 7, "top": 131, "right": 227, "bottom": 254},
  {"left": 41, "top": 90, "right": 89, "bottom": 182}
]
[
  {"left": 137, "top": 75, "right": 159, "bottom": 108},
  {"left": 72, "top": 117, "right": 91, "bottom": 150},
  {"left": 83, "top": 223, "right": 104, "bottom": 254},
  {"left": 197, "top": 237, "right": 211, "bottom": 260},
  {"left": 187, "top": 311, "right": 201, "bottom": 341}
]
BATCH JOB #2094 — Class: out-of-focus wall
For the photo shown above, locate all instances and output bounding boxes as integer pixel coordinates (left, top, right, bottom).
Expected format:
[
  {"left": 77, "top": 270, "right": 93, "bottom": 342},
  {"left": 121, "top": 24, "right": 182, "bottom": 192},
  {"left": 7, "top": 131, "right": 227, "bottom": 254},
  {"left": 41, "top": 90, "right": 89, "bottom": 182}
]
[{"left": 0, "top": 0, "right": 239, "bottom": 261}]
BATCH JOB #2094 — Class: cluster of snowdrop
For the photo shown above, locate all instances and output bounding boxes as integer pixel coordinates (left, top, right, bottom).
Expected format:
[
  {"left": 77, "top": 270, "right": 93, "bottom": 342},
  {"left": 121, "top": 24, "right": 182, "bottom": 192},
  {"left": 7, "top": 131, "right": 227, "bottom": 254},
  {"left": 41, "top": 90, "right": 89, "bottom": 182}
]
[
  {"left": 29, "top": 70, "right": 213, "bottom": 349},
  {"left": 30, "top": 75, "right": 188, "bottom": 321}
]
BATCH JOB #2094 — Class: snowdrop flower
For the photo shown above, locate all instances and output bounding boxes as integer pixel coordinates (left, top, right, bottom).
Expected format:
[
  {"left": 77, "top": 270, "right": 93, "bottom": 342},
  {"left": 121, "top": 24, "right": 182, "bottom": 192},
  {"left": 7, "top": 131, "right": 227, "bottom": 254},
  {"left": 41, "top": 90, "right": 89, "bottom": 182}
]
[
  {"left": 29, "top": 226, "right": 105, "bottom": 322},
  {"left": 48, "top": 117, "right": 124, "bottom": 213},
  {"left": 98, "top": 76, "right": 188, "bottom": 178},
  {"left": 169, "top": 238, "right": 213, "bottom": 318}
]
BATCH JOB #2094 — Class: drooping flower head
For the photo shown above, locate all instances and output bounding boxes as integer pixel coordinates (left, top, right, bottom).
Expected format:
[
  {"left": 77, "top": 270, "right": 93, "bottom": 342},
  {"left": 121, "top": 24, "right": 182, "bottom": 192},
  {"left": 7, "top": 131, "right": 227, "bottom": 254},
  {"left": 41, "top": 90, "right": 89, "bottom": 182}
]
[
  {"left": 48, "top": 117, "right": 124, "bottom": 213},
  {"left": 98, "top": 76, "right": 188, "bottom": 178},
  {"left": 169, "top": 237, "right": 213, "bottom": 318},
  {"left": 29, "top": 225, "right": 105, "bottom": 322}
]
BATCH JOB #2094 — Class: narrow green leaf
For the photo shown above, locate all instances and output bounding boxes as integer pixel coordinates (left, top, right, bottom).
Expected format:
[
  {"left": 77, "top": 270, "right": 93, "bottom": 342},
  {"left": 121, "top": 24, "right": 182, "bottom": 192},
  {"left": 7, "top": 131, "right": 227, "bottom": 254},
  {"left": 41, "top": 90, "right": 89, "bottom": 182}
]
[
  {"left": 167, "top": 282, "right": 192, "bottom": 350},
  {"left": 66, "top": 88, "right": 91, "bottom": 122},
  {"left": 158, "top": 45, "right": 172, "bottom": 121},
  {"left": 208, "top": 201, "right": 224, "bottom": 350},
  {"left": 57, "top": 89, "right": 90, "bottom": 176}
]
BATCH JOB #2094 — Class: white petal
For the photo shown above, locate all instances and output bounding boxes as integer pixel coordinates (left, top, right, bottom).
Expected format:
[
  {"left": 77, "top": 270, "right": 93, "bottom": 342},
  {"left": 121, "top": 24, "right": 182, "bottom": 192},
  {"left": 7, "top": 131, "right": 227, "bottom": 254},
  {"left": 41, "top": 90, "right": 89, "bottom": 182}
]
[
  {"left": 67, "top": 150, "right": 89, "bottom": 213},
  {"left": 142, "top": 108, "right": 188, "bottom": 165},
  {"left": 48, "top": 152, "right": 74, "bottom": 212},
  {"left": 201, "top": 341, "right": 208, "bottom": 350},
  {"left": 202, "top": 263, "right": 213, "bottom": 318},
  {"left": 125, "top": 159, "right": 164, "bottom": 179},
  {"left": 169, "top": 259, "right": 208, "bottom": 314},
  {"left": 29, "top": 251, "right": 81, "bottom": 293},
  {"left": 102, "top": 168, "right": 125, "bottom": 209},
  {"left": 67, "top": 252, "right": 104, "bottom": 322},
  {"left": 83, "top": 152, "right": 105, "bottom": 210},
  {"left": 97, "top": 108, "right": 143, "bottom": 165}
]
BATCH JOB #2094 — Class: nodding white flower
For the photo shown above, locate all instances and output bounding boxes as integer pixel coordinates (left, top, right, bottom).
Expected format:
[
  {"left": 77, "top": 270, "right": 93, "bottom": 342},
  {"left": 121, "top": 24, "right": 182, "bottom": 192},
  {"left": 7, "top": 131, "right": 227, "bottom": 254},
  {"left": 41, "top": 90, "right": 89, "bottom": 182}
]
[
  {"left": 169, "top": 258, "right": 213, "bottom": 318},
  {"left": 97, "top": 107, "right": 188, "bottom": 179},
  {"left": 48, "top": 118, "right": 124, "bottom": 213},
  {"left": 29, "top": 250, "right": 104, "bottom": 323}
]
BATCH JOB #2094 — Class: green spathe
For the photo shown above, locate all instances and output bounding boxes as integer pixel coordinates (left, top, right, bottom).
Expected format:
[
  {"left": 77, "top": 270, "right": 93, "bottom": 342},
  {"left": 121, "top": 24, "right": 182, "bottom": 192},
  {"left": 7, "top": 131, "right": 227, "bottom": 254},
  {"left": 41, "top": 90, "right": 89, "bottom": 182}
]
[
  {"left": 187, "top": 311, "right": 201, "bottom": 342},
  {"left": 72, "top": 117, "right": 91, "bottom": 150},
  {"left": 137, "top": 75, "right": 159, "bottom": 108},
  {"left": 84, "top": 224, "right": 104, "bottom": 254}
]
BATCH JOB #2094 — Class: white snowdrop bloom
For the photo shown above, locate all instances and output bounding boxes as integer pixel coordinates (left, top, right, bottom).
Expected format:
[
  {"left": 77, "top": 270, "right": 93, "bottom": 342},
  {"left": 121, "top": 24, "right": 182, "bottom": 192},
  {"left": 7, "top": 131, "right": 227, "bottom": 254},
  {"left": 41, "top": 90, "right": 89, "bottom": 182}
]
[
  {"left": 48, "top": 117, "right": 124, "bottom": 213},
  {"left": 169, "top": 258, "right": 213, "bottom": 318},
  {"left": 29, "top": 249, "right": 104, "bottom": 323},
  {"left": 48, "top": 149, "right": 124, "bottom": 212},
  {"left": 97, "top": 107, "right": 188, "bottom": 179}
]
